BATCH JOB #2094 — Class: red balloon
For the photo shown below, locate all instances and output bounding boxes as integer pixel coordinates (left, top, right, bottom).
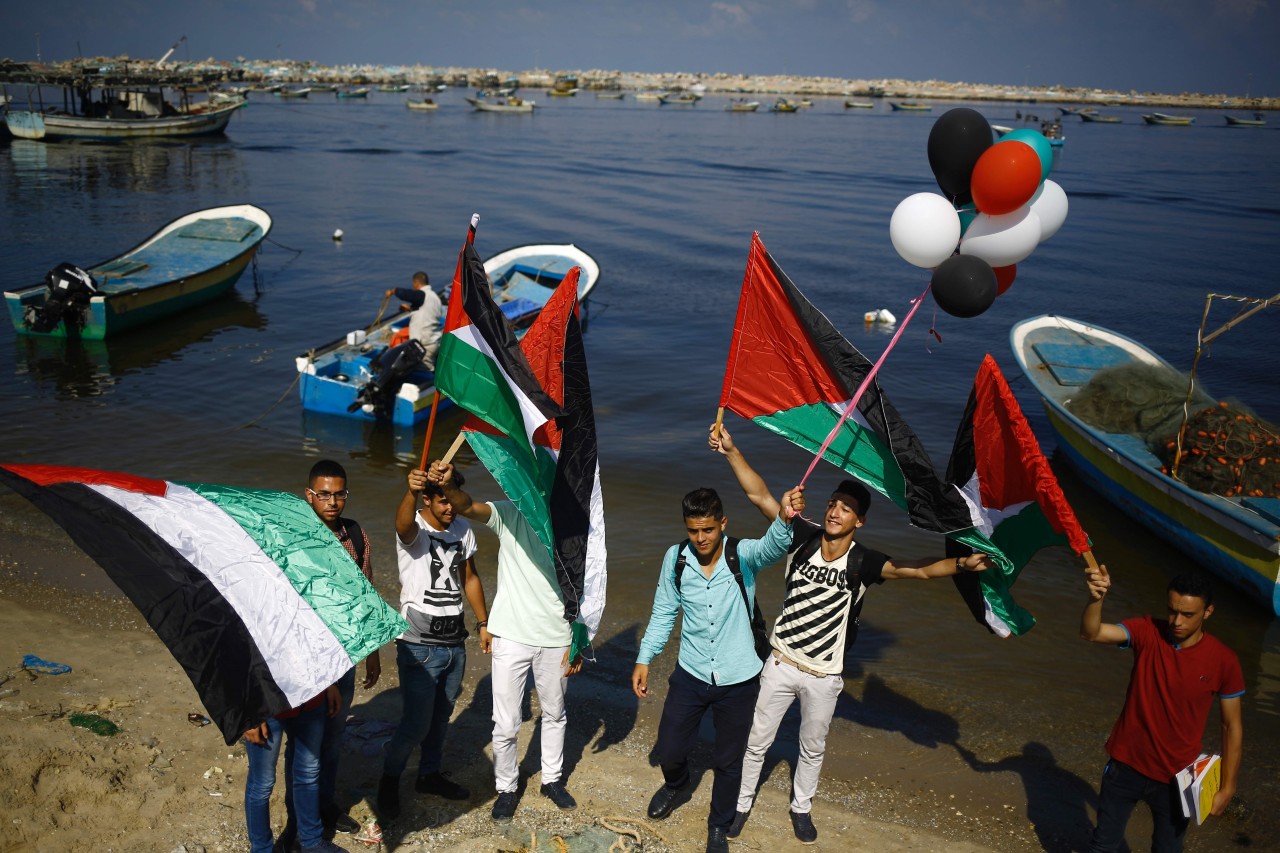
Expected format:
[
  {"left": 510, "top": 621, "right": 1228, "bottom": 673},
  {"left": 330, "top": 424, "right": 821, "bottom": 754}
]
[
  {"left": 970, "top": 141, "right": 1042, "bottom": 215},
  {"left": 994, "top": 264, "right": 1017, "bottom": 295}
]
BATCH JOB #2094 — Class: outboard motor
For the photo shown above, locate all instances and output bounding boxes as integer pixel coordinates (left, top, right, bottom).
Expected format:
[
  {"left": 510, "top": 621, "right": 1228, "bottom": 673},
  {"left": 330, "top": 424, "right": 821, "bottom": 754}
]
[
  {"left": 26, "top": 263, "right": 99, "bottom": 334},
  {"left": 347, "top": 339, "right": 426, "bottom": 418}
]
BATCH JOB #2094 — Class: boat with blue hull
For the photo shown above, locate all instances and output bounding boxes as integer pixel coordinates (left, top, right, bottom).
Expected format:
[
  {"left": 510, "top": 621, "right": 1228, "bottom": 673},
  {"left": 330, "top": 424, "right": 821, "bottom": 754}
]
[
  {"left": 1010, "top": 314, "right": 1280, "bottom": 615},
  {"left": 4, "top": 204, "right": 272, "bottom": 340},
  {"left": 296, "top": 243, "right": 600, "bottom": 426}
]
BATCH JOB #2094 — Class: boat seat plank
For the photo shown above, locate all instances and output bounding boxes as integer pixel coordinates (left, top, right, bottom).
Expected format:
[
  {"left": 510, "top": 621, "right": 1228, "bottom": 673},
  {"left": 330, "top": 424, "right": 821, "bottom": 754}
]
[
  {"left": 499, "top": 297, "right": 542, "bottom": 322},
  {"left": 509, "top": 261, "right": 569, "bottom": 283},
  {"left": 498, "top": 272, "right": 554, "bottom": 307},
  {"left": 176, "top": 218, "right": 259, "bottom": 243},
  {"left": 1242, "top": 497, "right": 1280, "bottom": 526},
  {"left": 1032, "top": 341, "right": 1131, "bottom": 386},
  {"left": 93, "top": 259, "right": 150, "bottom": 277}
]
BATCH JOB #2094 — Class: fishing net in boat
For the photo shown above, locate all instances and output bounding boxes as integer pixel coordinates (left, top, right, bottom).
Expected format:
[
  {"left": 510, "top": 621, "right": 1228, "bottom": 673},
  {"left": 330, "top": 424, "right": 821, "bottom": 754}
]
[
  {"left": 1158, "top": 402, "right": 1280, "bottom": 498},
  {"left": 1065, "top": 363, "right": 1213, "bottom": 442}
]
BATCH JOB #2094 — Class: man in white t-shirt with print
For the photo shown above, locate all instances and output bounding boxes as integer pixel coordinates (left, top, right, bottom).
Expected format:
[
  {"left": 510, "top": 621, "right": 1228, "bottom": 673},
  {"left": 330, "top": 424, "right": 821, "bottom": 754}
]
[
  {"left": 427, "top": 458, "right": 583, "bottom": 822},
  {"left": 711, "top": 425, "right": 991, "bottom": 845},
  {"left": 377, "top": 467, "right": 490, "bottom": 823}
]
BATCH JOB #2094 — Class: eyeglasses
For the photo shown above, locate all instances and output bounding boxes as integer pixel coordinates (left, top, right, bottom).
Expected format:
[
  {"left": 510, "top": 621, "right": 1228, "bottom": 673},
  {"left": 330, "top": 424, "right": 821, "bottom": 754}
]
[{"left": 307, "top": 488, "right": 349, "bottom": 502}]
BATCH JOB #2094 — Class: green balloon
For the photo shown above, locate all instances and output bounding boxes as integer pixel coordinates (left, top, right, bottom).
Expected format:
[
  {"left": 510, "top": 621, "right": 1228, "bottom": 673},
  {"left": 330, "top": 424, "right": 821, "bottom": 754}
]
[{"left": 1002, "top": 128, "right": 1053, "bottom": 182}]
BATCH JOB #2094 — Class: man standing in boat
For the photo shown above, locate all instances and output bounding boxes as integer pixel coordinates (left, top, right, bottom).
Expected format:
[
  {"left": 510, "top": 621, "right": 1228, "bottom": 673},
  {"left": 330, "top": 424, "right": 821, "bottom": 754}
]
[
  {"left": 385, "top": 271, "right": 443, "bottom": 369},
  {"left": 1080, "top": 566, "right": 1244, "bottom": 853},
  {"left": 709, "top": 425, "right": 991, "bottom": 845},
  {"left": 631, "top": 465, "right": 804, "bottom": 853}
]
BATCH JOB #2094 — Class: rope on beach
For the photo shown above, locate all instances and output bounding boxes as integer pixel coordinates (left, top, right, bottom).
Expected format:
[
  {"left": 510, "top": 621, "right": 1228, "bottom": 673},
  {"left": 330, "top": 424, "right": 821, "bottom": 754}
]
[{"left": 601, "top": 816, "right": 672, "bottom": 846}]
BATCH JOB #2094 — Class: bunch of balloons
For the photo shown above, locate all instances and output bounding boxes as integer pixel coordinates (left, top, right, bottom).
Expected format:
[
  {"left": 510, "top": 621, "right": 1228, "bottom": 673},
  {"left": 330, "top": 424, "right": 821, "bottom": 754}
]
[{"left": 888, "top": 107, "right": 1068, "bottom": 318}]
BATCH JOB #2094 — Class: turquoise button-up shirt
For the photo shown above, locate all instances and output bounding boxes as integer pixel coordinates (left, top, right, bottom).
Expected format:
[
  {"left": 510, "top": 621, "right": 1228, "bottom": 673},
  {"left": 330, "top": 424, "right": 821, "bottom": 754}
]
[{"left": 637, "top": 516, "right": 792, "bottom": 686}]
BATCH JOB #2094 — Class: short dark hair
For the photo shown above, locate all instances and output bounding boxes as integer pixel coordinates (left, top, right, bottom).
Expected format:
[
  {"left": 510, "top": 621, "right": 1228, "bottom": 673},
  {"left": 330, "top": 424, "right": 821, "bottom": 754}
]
[
  {"left": 1168, "top": 571, "right": 1214, "bottom": 607},
  {"left": 832, "top": 479, "right": 872, "bottom": 516},
  {"left": 682, "top": 488, "right": 724, "bottom": 520},
  {"left": 413, "top": 271, "right": 429, "bottom": 286},
  {"left": 424, "top": 468, "right": 464, "bottom": 499},
  {"left": 308, "top": 459, "right": 347, "bottom": 484}
]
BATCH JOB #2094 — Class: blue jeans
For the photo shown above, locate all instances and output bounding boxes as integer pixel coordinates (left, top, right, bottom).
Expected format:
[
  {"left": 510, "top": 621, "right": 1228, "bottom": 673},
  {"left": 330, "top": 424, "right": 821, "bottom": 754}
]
[
  {"left": 1089, "top": 758, "right": 1189, "bottom": 853},
  {"left": 284, "top": 668, "right": 355, "bottom": 826},
  {"left": 382, "top": 641, "right": 466, "bottom": 778},
  {"left": 244, "top": 702, "right": 326, "bottom": 853}
]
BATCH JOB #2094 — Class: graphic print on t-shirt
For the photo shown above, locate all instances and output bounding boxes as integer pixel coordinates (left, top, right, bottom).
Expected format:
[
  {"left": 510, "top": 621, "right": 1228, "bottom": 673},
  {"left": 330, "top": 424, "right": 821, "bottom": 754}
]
[
  {"left": 398, "top": 516, "right": 475, "bottom": 646},
  {"left": 773, "top": 552, "right": 857, "bottom": 665}
]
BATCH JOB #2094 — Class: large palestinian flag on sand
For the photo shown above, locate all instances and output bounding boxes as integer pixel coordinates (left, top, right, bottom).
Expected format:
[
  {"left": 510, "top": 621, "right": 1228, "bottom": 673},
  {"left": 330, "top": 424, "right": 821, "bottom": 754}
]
[
  {"left": 463, "top": 269, "right": 606, "bottom": 646},
  {"left": 945, "top": 355, "right": 1091, "bottom": 636},
  {"left": 435, "top": 240, "right": 564, "bottom": 462},
  {"left": 0, "top": 464, "right": 408, "bottom": 744},
  {"left": 719, "top": 232, "right": 972, "bottom": 535}
]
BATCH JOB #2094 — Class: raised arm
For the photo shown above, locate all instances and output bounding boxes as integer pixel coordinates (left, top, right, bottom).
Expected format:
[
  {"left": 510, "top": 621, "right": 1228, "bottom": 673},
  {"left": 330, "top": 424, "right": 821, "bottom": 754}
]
[
  {"left": 882, "top": 552, "right": 993, "bottom": 580},
  {"left": 1079, "top": 564, "right": 1130, "bottom": 644},
  {"left": 709, "top": 422, "right": 780, "bottom": 521},
  {"left": 427, "top": 460, "right": 491, "bottom": 523},
  {"left": 396, "top": 469, "right": 427, "bottom": 544}
]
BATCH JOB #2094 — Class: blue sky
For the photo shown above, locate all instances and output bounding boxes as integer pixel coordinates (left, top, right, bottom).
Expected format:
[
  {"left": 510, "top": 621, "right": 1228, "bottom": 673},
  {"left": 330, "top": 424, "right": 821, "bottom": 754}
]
[{"left": 3, "top": 1, "right": 1275, "bottom": 96}]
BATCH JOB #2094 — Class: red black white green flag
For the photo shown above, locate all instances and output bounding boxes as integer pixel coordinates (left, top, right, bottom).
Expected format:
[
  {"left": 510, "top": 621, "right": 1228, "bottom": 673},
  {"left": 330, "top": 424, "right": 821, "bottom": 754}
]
[
  {"left": 945, "top": 355, "right": 1091, "bottom": 636},
  {"left": 719, "top": 232, "right": 973, "bottom": 535},
  {"left": 461, "top": 270, "right": 606, "bottom": 651},
  {"left": 0, "top": 464, "right": 408, "bottom": 744}
]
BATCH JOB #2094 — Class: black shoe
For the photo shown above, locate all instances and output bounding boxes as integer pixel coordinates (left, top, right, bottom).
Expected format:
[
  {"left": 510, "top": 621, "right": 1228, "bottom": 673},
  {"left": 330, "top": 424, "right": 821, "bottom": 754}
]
[
  {"left": 272, "top": 823, "right": 300, "bottom": 853},
  {"left": 416, "top": 772, "right": 470, "bottom": 800},
  {"left": 323, "top": 807, "right": 360, "bottom": 835},
  {"left": 492, "top": 790, "right": 519, "bottom": 821},
  {"left": 727, "top": 809, "right": 750, "bottom": 839},
  {"left": 376, "top": 774, "right": 401, "bottom": 822},
  {"left": 647, "top": 783, "right": 689, "bottom": 820},
  {"left": 706, "top": 825, "right": 729, "bottom": 853},
  {"left": 540, "top": 781, "right": 577, "bottom": 810},
  {"left": 789, "top": 810, "right": 818, "bottom": 844}
]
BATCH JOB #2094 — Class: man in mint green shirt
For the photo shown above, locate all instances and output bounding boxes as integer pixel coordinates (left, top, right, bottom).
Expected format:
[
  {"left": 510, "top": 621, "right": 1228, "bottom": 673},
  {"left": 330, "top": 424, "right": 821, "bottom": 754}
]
[
  {"left": 428, "top": 460, "right": 582, "bottom": 821},
  {"left": 631, "top": 484, "right": 803, "bottom": 853}
]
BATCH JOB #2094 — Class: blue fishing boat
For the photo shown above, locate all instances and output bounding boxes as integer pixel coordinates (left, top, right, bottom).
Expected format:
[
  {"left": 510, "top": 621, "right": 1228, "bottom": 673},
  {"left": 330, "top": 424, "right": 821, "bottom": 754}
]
[
  {"left": 1010, "top": 314, "right": 1280, "bottom": 615},
  {"left": 297, "top": 243, "right": 600, "bottom": 426},
  {"left": 4, "top": 204, "right": 272, "bottom": 340}
]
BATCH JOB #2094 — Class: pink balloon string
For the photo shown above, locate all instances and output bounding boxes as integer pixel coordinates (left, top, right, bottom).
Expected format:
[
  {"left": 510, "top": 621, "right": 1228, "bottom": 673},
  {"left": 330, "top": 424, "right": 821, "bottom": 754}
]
[{"left": 794, "top": 281, "right": 933, "bottom": 498}]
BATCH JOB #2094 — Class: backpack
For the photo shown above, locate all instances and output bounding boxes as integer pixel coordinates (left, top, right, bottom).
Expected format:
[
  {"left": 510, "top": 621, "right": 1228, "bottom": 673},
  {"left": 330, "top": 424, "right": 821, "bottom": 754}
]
[
  {"left": 340, "top": 518, "right": 368, "bottom": 571},
  {"left": 786, "top": 524, "right": 879, "bottom": 651},
  {"left": 673, "top": 537, "right": 771, "bottom": 661}
]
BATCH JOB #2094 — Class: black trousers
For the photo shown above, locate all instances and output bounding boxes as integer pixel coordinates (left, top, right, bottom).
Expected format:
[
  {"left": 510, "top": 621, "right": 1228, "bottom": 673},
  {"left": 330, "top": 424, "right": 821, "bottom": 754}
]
[
  {"left": 654, "top": 664, "right": 761, "bottom": 829},
  {"left": 1089, "top": 758, "right": 1189, "bottom": 853}
]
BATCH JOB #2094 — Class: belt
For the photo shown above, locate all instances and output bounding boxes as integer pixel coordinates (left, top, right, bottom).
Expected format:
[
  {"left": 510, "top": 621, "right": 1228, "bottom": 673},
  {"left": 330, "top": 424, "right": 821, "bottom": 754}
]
[{"left": 772, "top": 649, "right": 828, "bottom": 678}]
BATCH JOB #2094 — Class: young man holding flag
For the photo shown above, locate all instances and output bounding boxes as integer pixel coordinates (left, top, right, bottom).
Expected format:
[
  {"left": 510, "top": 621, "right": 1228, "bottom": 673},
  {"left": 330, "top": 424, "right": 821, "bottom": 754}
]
[
  {"left": 710, "top": 425, "right": 991, "bottom": 845},
  {"left": 631, "top": 471, "right": 805, "bottom": 853},
  {"left": 426, "top": 459, "right": 582, "bottom": 821}
]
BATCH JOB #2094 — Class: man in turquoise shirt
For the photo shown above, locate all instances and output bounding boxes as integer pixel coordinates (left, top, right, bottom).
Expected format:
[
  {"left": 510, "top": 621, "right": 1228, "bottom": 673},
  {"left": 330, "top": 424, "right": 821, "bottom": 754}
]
[{"left": 632, "top": 484, "right": 803, "bottom": 853}]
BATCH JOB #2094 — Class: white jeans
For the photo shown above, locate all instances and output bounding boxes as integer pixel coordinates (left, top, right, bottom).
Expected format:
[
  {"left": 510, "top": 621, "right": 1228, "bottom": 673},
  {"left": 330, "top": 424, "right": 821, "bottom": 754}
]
[
  {"left": 490, "top": 635, "right": 569, "bottom": 793},
  {"left": 737, "top": 653, "right": 844, "bottom": 813}
]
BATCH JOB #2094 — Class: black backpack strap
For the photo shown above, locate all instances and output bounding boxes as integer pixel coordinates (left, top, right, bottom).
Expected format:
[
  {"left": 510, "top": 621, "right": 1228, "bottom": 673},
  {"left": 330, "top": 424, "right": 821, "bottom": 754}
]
[
  {"left": 342, "top": 518, "right": 368, "bottom": 571},
  {"left": 672, "top": 539, "right": 690, "bottom": 597},
  {"left": 721, "top": 537, "right": 752, "bottom": 617}
]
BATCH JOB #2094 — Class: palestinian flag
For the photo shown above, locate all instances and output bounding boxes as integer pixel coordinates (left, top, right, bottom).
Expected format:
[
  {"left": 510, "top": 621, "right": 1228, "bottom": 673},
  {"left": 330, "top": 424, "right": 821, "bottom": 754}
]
[
  {"left": 463, "top": 269, "right": 607, "bottom": 647},
  {"left": 720, "top": 232, "right": 972, "bottom": 535},
  {"left": 944, "top": 355, "right": 1091, "bottom": 636},
  {"left": 435, "top": 240, "right": 564, "bottom": 462},
  {"left": 0, "top": 464, "right": 408, "bottom": 744}
]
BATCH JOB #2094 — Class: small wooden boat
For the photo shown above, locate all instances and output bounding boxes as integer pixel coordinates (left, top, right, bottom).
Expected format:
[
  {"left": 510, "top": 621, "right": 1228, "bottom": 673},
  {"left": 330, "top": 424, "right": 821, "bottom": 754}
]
[
  {"left": 4, "top": 204, "right": 272, "bottom": 340},
  {"left": 725, "top": 99, "right": 760, "bottom": 112},
  {"left": 844, "top": 100, "right": 875, "bottom": 109},
  {"left": 406, "top": 99, "right": 439, "bottom": 111},
  {"left": 335, "top": 88, "right": 370, "bottom": 99},
  {"left": 1010, "top": 314, "right": 1280, "bottom": 616},
  {"left": 307, "top": 83, "right": 337, "bottom": 93},
  {"left": 635, "top": 92, "right": 666, "bottom": 102},
  {"left": 890, "top": 101, "right": 932, "bottom": 111},
  {"left": 274, "top": 87, "right": 311, "bottom": 99},
  {"left": 548, "top": 88, "right": 578, "bottom": 97},
  {"left": 297, "top": 243, "right": 599, "bottom": 425},
  {"left": 1079, "top": 112, "right": 1122, "bottom": 123},
  {"left": 770, "top": 98, "right": 800, "bottom": 113},
  {"left": 798, "top": 99, "right": 813, "bottom": 108},
  {"left": 658, "top": 93, "right": 699, "bottom": 106},
  {"left": 1142, "top": 112, "right": 1195, "bottom": 125},
  {"left": 377, "top": 84, "right": 410, "bottom": 93},
  {"left": 466, "top": 96, "right": 535, "bottom": 113},
  {"left": 1225, "top": 113, "right": 1266, "bottom": 127},
  {"left": 595, "top": 92, "right": 625, "bottom": 100}
]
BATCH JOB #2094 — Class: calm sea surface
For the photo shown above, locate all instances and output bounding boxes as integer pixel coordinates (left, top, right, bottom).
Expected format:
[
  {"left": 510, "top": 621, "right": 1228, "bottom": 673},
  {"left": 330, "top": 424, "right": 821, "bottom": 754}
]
[{"left": 2, "top": 90, "right": 1279, "bottom": 847}]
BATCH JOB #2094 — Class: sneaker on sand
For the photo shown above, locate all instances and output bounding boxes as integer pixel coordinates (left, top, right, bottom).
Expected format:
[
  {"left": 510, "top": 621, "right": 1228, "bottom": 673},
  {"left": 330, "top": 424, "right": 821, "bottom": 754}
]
[
  {"left": 540, "top": 781, "right": 577, "bottom": 810},
  {"left": 322, "top": 806, "right": 360, "bottom": 835},
  {"left": 416, "top": 772, "right": 470, "bottom": 800},
  {"left": 789, "top": 809, "right": 819, "bottom": 844},
  {"left": 706, "top": 825, "right": 729, "bottom": 853},
  {"left": 492, "top": 790, "right": 519, "bottom": 822},
  {"left": 727, "top": 809, "right": 750, "bottom": 838}
]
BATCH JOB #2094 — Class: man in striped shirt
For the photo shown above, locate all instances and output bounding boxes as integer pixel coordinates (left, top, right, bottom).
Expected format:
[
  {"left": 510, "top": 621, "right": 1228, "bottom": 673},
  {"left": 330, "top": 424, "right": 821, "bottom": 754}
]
[{"left": 710, "top": 426, "right": 990, "bottom": 845}]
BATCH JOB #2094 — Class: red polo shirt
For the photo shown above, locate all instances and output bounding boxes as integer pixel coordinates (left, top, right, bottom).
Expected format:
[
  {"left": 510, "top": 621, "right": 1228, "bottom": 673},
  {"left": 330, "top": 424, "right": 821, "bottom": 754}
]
[{"left": 1106, "top": 616, "right": 1244, "bottom": 782}]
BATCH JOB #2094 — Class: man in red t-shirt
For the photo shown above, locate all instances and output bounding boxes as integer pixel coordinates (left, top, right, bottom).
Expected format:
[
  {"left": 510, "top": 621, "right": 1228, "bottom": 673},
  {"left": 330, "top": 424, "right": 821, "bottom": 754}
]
[{"left": 1080, "top": 566, "right": 1244, "bottom": 853}]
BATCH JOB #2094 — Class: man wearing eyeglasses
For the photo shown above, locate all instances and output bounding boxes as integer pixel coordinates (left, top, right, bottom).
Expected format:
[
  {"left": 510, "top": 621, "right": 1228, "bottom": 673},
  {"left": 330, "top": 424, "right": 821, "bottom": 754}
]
[{"left": 274, "top": 460, "right": 381, "bottom": 850}]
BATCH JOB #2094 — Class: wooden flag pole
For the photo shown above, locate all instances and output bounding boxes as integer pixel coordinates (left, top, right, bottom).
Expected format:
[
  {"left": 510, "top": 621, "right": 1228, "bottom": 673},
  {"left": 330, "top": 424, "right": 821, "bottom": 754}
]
[
  {"left": 442, "top": 432, "right": 467, "bottom": 464},
  {"left": 714, "top": 406, "right": 725, "bottom": 439},
  {"left": 417, "top": 390, "right": 442, "bottom": 471},
  {"left": 1083, "top": 550, "right": 1101, "bottom": 571}
]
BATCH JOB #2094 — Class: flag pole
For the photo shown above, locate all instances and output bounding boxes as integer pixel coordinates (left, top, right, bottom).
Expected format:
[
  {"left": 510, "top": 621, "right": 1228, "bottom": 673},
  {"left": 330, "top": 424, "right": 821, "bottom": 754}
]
[
  {"left": 418, "top": 214, "right": 480, "bottom": 471},
  {"left": 441, "top": 432, "right": 467, "bottom": 464},
  {"left": 714, "top": 406, "right": 725, "bottom": 438}
]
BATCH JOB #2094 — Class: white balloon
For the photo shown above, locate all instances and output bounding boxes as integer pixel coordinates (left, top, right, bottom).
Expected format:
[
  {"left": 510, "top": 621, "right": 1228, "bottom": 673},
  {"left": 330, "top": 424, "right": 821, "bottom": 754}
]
[
  {"left": 1029, "top": 179, "right": 1068, "bottom": 242},
  {"left": 889, "top": 193, "right": 961, "bottom": 269},
  {"left": 959, "top": 206, "right": 1042, "bottom": 268}
]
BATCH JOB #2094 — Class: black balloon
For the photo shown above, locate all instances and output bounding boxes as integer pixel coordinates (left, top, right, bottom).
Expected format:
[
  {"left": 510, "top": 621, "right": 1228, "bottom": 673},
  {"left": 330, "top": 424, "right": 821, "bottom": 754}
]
[
  {"left": 931, "top": 255, "right": 997, "bottom": 318},
  {"left": 927, "top": 108, "right": 994, "bottom": 207}
]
